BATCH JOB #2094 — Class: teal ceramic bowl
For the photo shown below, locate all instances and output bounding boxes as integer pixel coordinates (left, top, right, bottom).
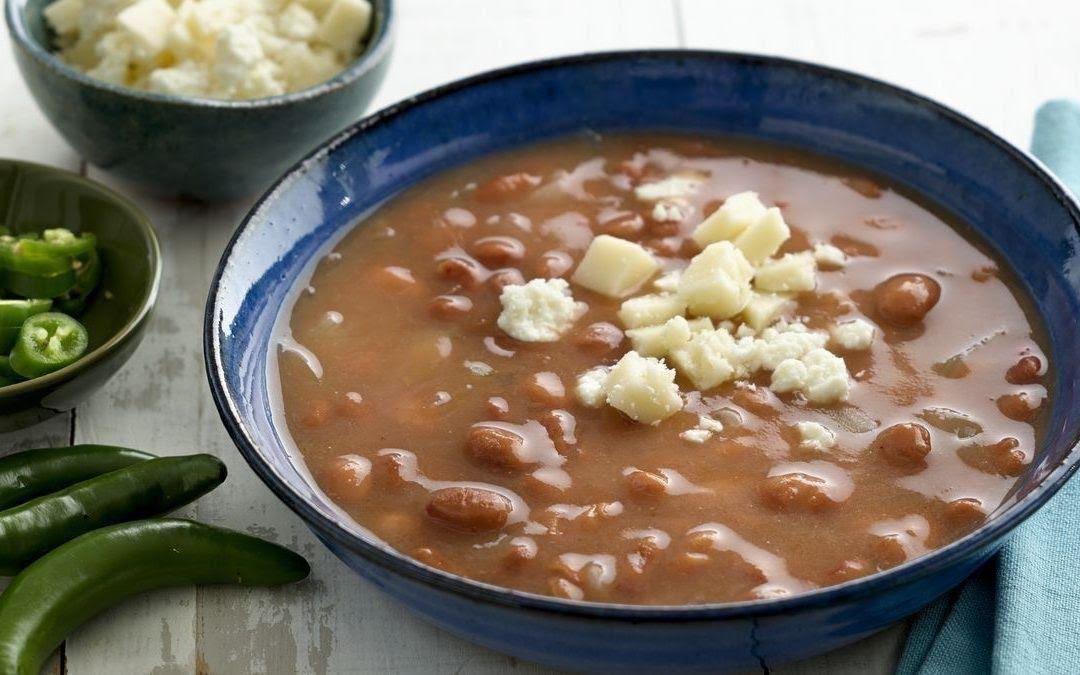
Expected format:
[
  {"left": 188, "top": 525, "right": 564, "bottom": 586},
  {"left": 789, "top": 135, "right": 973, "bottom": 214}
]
[
  {"left": 4, "top": 0, "right": 394, "bottom": 201},
  {"left": 0, "top": 159, "right": 160, "bottom": 431}
]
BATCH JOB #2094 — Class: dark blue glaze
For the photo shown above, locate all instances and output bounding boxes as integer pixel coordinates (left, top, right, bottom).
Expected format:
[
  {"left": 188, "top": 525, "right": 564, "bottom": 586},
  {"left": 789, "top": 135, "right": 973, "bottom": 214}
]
[
  {"left": 204, "top": 52, "right": 1080, "bottom": 671},
  {"left": 4, "top": 0, "right": 393, "bottom": 201}
]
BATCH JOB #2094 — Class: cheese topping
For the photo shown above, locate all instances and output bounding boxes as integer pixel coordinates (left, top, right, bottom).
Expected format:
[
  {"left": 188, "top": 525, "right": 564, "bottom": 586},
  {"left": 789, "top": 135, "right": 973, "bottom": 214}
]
[{"left": 497, "top": 278, "right": 587, "bottom": 342}]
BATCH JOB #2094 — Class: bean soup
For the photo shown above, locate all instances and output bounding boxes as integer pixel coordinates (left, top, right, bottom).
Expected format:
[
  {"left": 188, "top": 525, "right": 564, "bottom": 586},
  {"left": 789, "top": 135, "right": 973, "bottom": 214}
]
[{"left": 273, "top": 134, "right": 1048, "bottom": 605}]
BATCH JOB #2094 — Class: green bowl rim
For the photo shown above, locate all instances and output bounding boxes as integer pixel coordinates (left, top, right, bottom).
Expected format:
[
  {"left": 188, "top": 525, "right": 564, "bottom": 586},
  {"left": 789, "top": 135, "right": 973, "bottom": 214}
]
[
  {"left": 0, "top": 158, "right": 162, "bottom": 396},
  {"left": 3, "top": 0, "right": 394, "bottom": 109}
]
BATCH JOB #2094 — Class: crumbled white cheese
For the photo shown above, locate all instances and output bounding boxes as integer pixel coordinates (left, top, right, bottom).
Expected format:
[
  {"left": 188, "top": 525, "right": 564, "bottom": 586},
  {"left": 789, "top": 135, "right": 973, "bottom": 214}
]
[
  {"left": 634, "top": 175, "right": 703, "bottom": 201},
  {"left": 770, "top": 348, "right": 850, "bottom": 404},
  {"left": 571, "top": 235, "right": 659, "bottom": 298},
  {"left": 604, "top": 352, "right": 684, "bottom": 424},
  {"left": 677, "top": 241, "right": 754, "bottom": 319},
  {"left": 691, "top": 191, "right": 768, "bottom": 247},
  {"left": 670, "top": 330, "right": 738, "bottom": 390},
  {"left": 626, "top": 316, "right": 692, "bottom": 358},
  {"left": 741, "top": 292, "right": 795, "bottom": 331},
  {"left": 687, "top": 317, "right": 714, "bottom": 333},
  {"left": 463, "top": 360, "right": 494, "bottom": 376},
  {"left": 813, "top": 243, "right": 848, "bottom": 269},
  {"left": 497, "top": 278, "right": 587, "bottom": 342},
  {"left": 574, "top": 367, "right": 610, "bottom": 408},
  {"left": 617, "top": 293, "right": 687, "bottom": 328},
  {"left": 46, "top": 0, "right": 373, "bottom": 99},
  {"left": 653, "top": 270, "right": 682, "bottom": 293},
  {"left": 733, "top": 207, "right": 791, "bottom": 264},
  {"left": 796, "top": 421, "right": 837, "bottom": 451},
  {"left": 754, "top": 252, "right": 817, "bottom": 293},
  {"left": 679, "top": 429, "right": 712, "bottom": 444},
  {"left": 697, "top": 415, "right": 725, "bottom": 433},
  {"left": 651, "top": 200, "right": 691, "bottom": 223},
  {"left": 831, "top": 318, "right": 876, "bottom": 351}
]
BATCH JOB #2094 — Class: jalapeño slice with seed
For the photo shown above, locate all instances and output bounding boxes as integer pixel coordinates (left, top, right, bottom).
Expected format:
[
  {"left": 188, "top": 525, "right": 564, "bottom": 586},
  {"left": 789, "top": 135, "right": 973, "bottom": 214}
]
[{"left": 9, "top": 312, "right": 89, "bottom": 379}]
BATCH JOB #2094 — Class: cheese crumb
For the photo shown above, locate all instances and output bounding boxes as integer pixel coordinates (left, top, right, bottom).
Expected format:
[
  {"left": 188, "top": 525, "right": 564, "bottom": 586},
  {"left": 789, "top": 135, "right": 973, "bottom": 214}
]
[
  {"left": 677, "top": 241, "right": 754, "bottom": 319},
  {"left": 691, "top": 191, "right": 768, "bottom": 247},
  {"left": 617, "top": 293, "right": 687, "bottom": 328},
  {"left": 574, "top": 367, "right": 610, "bottom": 408},
  {"left": 733, "top": 207, "right": 791, "bottom": 264},
  {"left": 651, "top": 200, "right": 691, "bottom": 223},
  {"left": 813, "top": 243, "right": 848, "bottom": 269},
  {"left": 653, "top": 270, "right": 682, "bottom": 293},
  {"left": 571, "top": 235, "right": 660, "bottom": 298},
  {"left": 626, "top": 316, "right": 692, "bottom": 358},
  {"left": 679, "top": 414, "right": 725, "bottom": 443},
  {"left": 754, "top": 252, "right": 817, "bottom": 293},
  {"left": 464, "top": 360, "right": 494, "bottom": 376},
  {"left": 634, "top": 175, "right": 703, "bottom": 201},
  {"left": 796, "top": 421, "right": 837, "bottom": 451},
  {"left": 770, "top": 348, "right": 850, "bottom": 404},
  {"left": 742, "top": 292, "right": 795, "bottom": 331},
  {"left": 679, "top": 429, "right": 712, "bottom": 444},
  {"left": 604, "top": 352, "right": 684, "bottom": 424},
  {"left": 497, "top": 278, "right": 587, "bottom": 342},
  {"left": 831, "top": 318, "right": 876, "bottom": 351}
]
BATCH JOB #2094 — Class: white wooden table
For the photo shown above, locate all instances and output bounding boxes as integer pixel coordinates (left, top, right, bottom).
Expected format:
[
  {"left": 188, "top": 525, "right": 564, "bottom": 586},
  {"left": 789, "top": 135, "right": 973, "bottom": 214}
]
[{"left": 2, "top": 0, "right": 1078, "bottom": 672}]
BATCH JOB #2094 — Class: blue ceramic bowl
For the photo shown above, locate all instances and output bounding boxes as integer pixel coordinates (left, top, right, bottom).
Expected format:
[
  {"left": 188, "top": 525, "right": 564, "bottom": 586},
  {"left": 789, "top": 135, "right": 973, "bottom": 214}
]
[
  {"left": 4, "top": 0, "right": 394, "bottom": 200},
  {"left": 205, "top": 51, "right": 1080, "bottom": 671}
]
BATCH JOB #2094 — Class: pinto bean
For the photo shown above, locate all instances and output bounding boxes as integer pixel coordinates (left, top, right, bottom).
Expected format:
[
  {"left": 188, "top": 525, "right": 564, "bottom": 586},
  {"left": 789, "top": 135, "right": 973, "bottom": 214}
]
[
  {"left": 548, "top": 576, "right": 585, "bottom": 600},
  {"left": 474, "top": 172, "right": 541, "bottom": 203},
  {"left": 596, "top": 212, "right": 644, "bottom": 238},
  {"left": 873, "top": 273, "right": 941, "bottom": 326},
  {"left": 996, "top": 392, "right": 1041, "bottom": 422},
  {"left": 485, "top": 396, "right": 510, "bottom": 419},
  {"left": 732, "top": 386, "right": 778, "bottom": 420},
  {"left": 319, "top": 455, "right": 372, "bottom": 504},
  {"left": 1005, "top": 356, "right": 1042, "bottom": 385},
  {"left": 759, "top": 473, "right": 837, "bottom": 512},
  {"left": 943, "top": 497, "right": 987, "bottom": 533},
  {"left": 436, "top": 257, "right": 485, "bottom": 290},
  {"left": 428, "top": 294, "right": 473, "bottom": 320},
  {"left": 299, "top": 400, "right": 333, "bottom": 428},
  {"left": 471, "top": 236, "right": 526, "bottom": 266},
  {"left": 624, "top": 469, "right": 668, "bottom": 501},
  {"left": 574, "top": 322, "right": 623, "bottom": 355},
  {"left": 523, "top": 372, "right": 566, "bottom": 407},
  {"left": 871, "top": 423, "right": 932, "bottom": 470},
  {"left": 535, "top": 250, "right": 575, "bottom": 278},
  {"left": 958, "top": 437, "right": 1027, "bottom": 477},
  {"left": 425, "top": 486, "right": 512, "bottom": 533},
  {"left": 465, "top": 426, "right": 525, "bottom": 469},
  {"left": 825, "top": 558, "right": 872, "bottom": 583},
  {"left": 488, "top": 268, "right": 525, "bottom": 292}
]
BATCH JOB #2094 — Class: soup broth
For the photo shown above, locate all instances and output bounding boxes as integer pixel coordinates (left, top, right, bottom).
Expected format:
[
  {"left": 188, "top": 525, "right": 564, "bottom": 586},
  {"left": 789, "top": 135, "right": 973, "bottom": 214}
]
[{"left": 275, "top": 134, "right": 1047, "bottom": 605}]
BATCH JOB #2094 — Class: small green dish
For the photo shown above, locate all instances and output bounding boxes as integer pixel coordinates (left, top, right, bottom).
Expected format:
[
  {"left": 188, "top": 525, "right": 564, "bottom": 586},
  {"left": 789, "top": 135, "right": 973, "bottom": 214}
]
[{"left": 0, "top": 159, "right": 160, "bottom": 431}]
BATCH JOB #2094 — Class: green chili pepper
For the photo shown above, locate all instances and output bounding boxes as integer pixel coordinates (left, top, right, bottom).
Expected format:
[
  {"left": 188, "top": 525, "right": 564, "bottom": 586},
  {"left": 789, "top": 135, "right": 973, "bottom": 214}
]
[
  {"left": 15, "top": 229, "right": 97, "bottom": 259},
  {"left": 2, "top": 268, "right": 76, "bottom": 300},
  {"left": 54, "top": 249, "right": 102, "bottom": 316},
  {"left": 0, "top": 519, "right": 310, "bottom": 675},
  {"left": 0, "top": 454, "right": 227, "bottom": 575},
  {"left": 0, "top": 445, "right": 154, "bottom": 511},
  {"left": 8, "top": 312, "right": 88, "bottom": 378},
  {"left": 0, "top": 299, "right": 51, "bottom": 353},
  {"left": 0, "top": 237, "right": 71, "bottom": 277}
]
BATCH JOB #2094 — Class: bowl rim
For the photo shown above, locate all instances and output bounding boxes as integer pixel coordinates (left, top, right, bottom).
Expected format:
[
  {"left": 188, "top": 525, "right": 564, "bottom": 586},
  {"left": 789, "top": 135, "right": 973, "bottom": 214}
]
[
  {"left": 0, "top": 158, "right": 161, "bottom": 397},
  {"left": 4, "top": 0, "right": 394, "bottom": 109},
  {"left": 205, "top": 49, "right": 1080, "bottom": 621}
]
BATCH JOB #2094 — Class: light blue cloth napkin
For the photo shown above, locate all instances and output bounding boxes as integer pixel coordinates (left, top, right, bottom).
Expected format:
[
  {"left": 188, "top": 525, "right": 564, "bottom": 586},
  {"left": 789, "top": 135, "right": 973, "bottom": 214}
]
[{"left": 897, "top": 99, "right": 1080, "bottom": 675}]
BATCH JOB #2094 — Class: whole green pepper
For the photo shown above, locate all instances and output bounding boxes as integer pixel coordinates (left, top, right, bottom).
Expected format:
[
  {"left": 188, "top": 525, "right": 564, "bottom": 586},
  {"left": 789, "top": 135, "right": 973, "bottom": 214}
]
[
  {"left": 0, "top": 454, "right": 227, "bottom": 574},
  {"left": 0, "top": 445, "right": 154, "bottom": 510},
  {"left": 0, "top": 519, "right": 310, "bottom": 675}
]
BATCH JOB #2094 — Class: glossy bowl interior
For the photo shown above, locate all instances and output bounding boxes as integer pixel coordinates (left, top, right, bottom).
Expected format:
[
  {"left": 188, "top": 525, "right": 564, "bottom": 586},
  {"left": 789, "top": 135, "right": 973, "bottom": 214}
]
[
  {"left": 4, "top": 0, "right": 394, "bottom": 200},
  {"left": 0, "top": 160, "right": 160, "bottom": 430},
  {"left": 206, "top": 51, "right": 1080, "bottom": 670}
]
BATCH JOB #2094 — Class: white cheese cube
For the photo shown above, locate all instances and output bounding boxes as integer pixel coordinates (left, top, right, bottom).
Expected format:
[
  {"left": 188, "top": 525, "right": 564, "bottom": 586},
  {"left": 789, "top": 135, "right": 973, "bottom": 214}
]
[
  {"left": 754, "top": 252, "right": 817, "bottom": 293},
  {"left": 742, "top": 292, "right": 795, "bottom": 331},
  {"left": 796, "top": 421, "right": 837, "bottom": 451},
  {"left": 497, "top": 278, "right": 587, "bottom": 342},
  {"left": 147, "top": 60, "right": 210, "bottom": 96},
  {"left": 116, "top": 0, "right": 177, "bottom": 56},
  {"left": 43, "top": 0, "right": 84, "bottom": 36},
  {"left": 604, "top": 352, "right": 683, "bottom": 424},
  {"left": 653, "top": 269, "right": 682, "bottom": 293},
  {"left": 634, "top": 175, "right": 702, "bottom": 201},
  {"left": 831, "top": 318, "right": 876, "bottom": 351},
  {"left": 277, "top": 3, "right": 319, "bottom": 40},
  {"left": 315, "top": 0, "right": 371, "bottom": 55},
  {"left": 687, "top": 317, "right": 714, "bottom": 333},
  {"left": 691, "top": 191, "right": 767, "bottom": 247},
  {"left": 677, "top": 241, "right": 754, "bottom": 319},
  {"left": 575, "top": 367, "right": 610, "bottom": 408},
  {"left": 669, "top": 330, "right": 737, "bottom": 390},
  {"left": 813, "top": 242, "right": 847, "bottom": 269},
  {"left": 276, "top": 42, "right": 342, "bottom": 90},
  {"left": 571, "top": 234, "right": 660, "bottom": 298},
  {"left": 800, "top": 348, "right": 851, "bottom": 404},
  {"left": 617, "top": 293, "right": 687, "bottom": 328},
  {"left": 733, "top": 207, "right": 790, "bottom": 264},
  {"left": 626, "top": 316, "right": 692, "bottom": 357}
]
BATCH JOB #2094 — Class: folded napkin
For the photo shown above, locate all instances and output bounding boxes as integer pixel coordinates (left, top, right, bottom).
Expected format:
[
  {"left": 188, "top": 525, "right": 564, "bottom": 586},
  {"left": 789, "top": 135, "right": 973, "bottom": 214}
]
[{"left": 897, "top": 99, "right": 1080, "bottom": 675}]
